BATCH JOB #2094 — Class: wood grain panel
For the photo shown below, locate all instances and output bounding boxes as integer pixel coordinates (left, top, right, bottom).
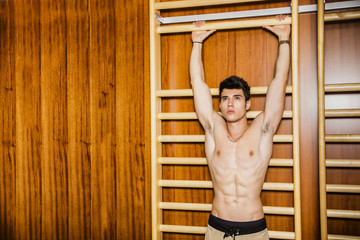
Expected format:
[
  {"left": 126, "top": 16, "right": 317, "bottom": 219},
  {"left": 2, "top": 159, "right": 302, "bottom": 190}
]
[
  {"left": 116, "top": 0, "right": 151, "bottom": 239},
  {"left": 89, "top": 0, "right": 117, "bottom": 238},
  {"left": 13, "top": 1, "right": 42, "bottom": 239},
  {"left": 0, "top": 1, "right": 15, "bottom": 239},
  {"left": 298, "top": 13, "right": 320, "bottom": 239},
  {"left": 40, "top": 1, "right": 69, "bottom": 239},
  {"left": 1, "top": 0, "right": 151, "bottom": 239},
  {"left": 66, "top": 0, "right": 91, "bottom": 239}
]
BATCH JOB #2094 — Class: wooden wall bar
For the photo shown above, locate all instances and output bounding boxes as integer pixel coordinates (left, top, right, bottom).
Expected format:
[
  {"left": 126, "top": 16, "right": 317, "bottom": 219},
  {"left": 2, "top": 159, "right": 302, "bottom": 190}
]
[{"left": 324, "top": 16, "right": 360, "bottom": 237}]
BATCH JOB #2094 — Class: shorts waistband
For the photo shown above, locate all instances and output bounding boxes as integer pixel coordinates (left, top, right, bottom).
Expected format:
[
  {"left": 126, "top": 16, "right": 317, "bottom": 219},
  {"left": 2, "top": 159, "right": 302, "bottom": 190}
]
[{"left": 208, "top": 214, "right": 267, "bottom": 236}]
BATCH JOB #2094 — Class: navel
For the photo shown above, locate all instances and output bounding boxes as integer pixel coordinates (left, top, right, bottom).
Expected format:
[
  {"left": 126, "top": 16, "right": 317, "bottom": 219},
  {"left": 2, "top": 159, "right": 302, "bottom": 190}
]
[{"left": 217, "top": 150, "right": 221, "bottom": 156}]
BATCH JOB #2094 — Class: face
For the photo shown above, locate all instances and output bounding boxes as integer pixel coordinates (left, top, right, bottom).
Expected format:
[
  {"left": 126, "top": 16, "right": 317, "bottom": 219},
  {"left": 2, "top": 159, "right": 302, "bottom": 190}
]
[{"left": 219, "top": 88, "right": 251, "bottom": 123}]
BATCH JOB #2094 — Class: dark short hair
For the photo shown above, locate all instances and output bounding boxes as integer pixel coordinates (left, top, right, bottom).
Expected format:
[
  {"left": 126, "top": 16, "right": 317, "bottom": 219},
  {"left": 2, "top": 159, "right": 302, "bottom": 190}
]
[{"left": 219, "top": 75, "right": 251, "bottom": 102}]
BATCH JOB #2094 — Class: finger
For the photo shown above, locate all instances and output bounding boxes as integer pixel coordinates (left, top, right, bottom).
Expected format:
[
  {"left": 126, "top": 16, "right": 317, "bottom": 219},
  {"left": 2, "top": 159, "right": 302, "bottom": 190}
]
[
  {"left": 197, "top": 20, "right": 205, "bottom": 27},
  {"left": 193, "top": 21, "right": 203, "bottom": 28}
]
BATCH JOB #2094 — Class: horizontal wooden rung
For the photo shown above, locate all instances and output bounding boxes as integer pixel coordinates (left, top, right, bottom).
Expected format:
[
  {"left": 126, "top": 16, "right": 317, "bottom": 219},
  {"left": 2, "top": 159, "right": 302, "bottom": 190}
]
[
  {"left": 326, "top": 159, "right": 360, "bottom": 168},
  {"left": 156, "top": 86, "right": 293, "bottom": 97},
  {"left": 268, "top": 231, "right": 295, "bottom": 240},
  {"left": 325, "top": 109, "right": 360, "bottom": 118},
  {"left": 154, "top": 0, "right": 263, "bottom": 10},
  {"left": 325, "top": 10, "right": 360, "bottom": 22},
  {"left": 326, "top": 184, "right": 360, "bottom": 193},
  {"left": 328, "top": 234, "right": 360, "bottom": 240},
  {"left": 159, "top": 180, "right": 294, "bottom": 191},
  {"left": 159, "top": 225, "right": 295, "bottom": 239},
  {"left": 160, "top": 224, "right": 206, "bottom": 234},
  {"left": 325, "top": 134, "right": 360, "bottom": 143},
  {"left": 159, "top": 180, "right": 211, "bottom": 188},
  {"left": 324, "top": 83, "right": 360, "bottom": 93},
  {"left": 159, "top": 157, "right": 208, "bottom": 165},
  {"left": 159, "top": 202, "right": 294, "bottom": 215},
  {"left": 327, "top": 209, "right": 360, "bottom": 219},
  {"left": 269, "top": 158, "right": 294, "bottom": 167},
  {"left": 158, "top": 111, "right": 293, "bottom": 120},
  {"left": 158, "top": 134, "right": 293, "bottom": 143},
  {"left": 160, "top": 202, "right": 211, "bottom": 211},
  {"left": 159, "top": 157, "right": 293, "bottom": 167}
]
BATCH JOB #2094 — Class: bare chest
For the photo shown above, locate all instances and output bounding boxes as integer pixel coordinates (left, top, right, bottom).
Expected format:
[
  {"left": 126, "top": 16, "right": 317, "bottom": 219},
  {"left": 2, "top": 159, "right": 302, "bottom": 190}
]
[{"left": 211, "top": 135, "right": 261, "bottom": 169}]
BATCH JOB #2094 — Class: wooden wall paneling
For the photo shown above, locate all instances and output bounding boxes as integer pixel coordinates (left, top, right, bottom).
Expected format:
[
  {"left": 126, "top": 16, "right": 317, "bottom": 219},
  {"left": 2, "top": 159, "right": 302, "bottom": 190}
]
[
  {"left": 298, "top": 11, "right": 320, "bottom": 240},
  {"left": 40, "top": 0, "right": 69, "bottom": 239},
  {"left": 66, "top": 0, "right": 91, "bottom": 239},
  {"left": 0, "top": 1, "right": 15, "bottom": 239},
  {"left": 1, "top": 0, "right": 151, "bottom": 239},
  {"left": 89, "top": 0, "right": 117, "bottom": 238},
  {"left": 116, "top": 0, "right": 151, "bottom": 239},
  {"left": 14, "top": 0, "right": 42, "bottom": 239}
]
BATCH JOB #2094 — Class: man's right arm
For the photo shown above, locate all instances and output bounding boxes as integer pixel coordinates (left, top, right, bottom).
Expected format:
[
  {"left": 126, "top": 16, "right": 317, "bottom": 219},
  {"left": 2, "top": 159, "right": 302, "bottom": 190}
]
[{"left": 190, "top": 22, "right": 216, "bottom": 129}]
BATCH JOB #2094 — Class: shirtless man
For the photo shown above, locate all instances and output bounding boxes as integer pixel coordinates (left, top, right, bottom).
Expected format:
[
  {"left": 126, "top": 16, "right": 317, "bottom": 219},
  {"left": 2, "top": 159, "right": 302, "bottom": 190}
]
[{"left": 190, "top": 16, "right": 291, "bottom": 239}]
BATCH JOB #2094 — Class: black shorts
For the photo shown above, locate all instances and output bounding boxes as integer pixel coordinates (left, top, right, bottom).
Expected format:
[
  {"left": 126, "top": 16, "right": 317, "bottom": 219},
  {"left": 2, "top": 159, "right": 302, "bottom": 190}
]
[{"left": 208, "top": 214, "right": 267, "bottom": 237}]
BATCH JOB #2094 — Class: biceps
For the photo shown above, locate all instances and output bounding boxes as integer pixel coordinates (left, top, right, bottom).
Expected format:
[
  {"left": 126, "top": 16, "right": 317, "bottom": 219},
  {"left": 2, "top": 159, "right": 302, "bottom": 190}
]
[
  {"left": 192, "top": 81, "right": 215, "bottom": 127},
  {"left": 263, "top": 79, "right": 287, "bottom": 131}
]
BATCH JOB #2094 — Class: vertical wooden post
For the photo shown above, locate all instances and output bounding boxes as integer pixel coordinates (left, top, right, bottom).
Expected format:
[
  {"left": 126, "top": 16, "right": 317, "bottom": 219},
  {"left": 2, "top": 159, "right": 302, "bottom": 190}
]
[
  {"left": 150, "top": 0, "right": 162, "bottom": 239},
  {"left": 291, "top": 1, "right": 302, "bottom": 239},
  {"left": 317, "top": 0, "right": 328, "bottom": 239}
]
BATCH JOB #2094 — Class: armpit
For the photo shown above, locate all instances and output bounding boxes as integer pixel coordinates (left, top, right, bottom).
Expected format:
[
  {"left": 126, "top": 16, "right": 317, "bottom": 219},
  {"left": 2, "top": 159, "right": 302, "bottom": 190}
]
[{"left": 261, "top": 122, "right": 271, "bottom": 135}]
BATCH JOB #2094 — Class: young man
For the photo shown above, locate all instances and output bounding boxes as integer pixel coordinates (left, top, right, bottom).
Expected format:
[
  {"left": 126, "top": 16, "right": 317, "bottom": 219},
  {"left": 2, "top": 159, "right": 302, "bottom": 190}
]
[{"left": 190, "top": 16, "right": 291, "bottom": 240}]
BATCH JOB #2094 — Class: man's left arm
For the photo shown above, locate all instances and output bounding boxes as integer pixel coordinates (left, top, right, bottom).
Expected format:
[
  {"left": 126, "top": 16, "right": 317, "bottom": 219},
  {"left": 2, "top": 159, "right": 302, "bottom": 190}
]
[{"left": 262, "top": 15, "right": 291, "bottom": 134}]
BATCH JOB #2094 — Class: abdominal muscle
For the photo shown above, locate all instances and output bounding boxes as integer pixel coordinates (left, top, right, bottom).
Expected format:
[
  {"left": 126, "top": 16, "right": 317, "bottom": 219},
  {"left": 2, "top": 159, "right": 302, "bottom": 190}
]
[
  {"left": 208, "top": 155, "right": 267, "bottom": 222},
  {"left": 211, "top": 182, "right": 264, "bottom": 222}
]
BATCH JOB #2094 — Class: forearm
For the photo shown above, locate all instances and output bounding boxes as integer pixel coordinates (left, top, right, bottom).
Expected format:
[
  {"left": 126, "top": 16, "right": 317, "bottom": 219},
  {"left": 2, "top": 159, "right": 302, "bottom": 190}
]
[
  {"left": 263, "top": 32, "right": 291, "bottom": 131},
  {"left": 190, "top": 43, "right": 205, "bottom": 86},
  {"left": 274, "top": 37, "right": 291, "bottom": 82}
]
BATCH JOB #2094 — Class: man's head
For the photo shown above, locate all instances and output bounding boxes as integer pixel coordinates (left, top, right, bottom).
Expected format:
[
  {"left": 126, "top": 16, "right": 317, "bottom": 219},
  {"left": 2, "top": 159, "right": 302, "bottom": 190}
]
[
  {"left": 219, "top": 75, "right": 250, "bottom": 102},
  {"left": 218, "top": 76, "right": 251, "bottom": 122}
]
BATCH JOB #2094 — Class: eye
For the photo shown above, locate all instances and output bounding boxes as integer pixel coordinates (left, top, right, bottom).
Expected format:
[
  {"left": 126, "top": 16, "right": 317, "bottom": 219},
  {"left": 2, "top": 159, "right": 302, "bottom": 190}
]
[
  {"left": 222, "top": 96, "right": 228, "bottom": 101},
  {"left": 235, "top": 96, "right": 241, "bottom": 100}
]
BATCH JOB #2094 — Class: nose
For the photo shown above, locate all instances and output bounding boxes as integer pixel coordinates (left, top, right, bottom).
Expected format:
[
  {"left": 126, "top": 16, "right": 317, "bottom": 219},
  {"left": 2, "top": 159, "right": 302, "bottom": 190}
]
[{"left": 228, "top": 99, "right": 233, "bottom": 106}]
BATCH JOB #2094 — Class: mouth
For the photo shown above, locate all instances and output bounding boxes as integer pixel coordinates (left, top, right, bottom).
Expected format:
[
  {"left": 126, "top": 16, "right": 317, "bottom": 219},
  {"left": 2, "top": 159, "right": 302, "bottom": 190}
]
[{"left": 227, "top": 110, "right": 235, "bottom": 114}]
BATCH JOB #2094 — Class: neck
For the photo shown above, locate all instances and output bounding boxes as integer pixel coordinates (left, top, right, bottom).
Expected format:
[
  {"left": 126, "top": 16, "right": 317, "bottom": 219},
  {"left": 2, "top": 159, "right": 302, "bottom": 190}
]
[{"left": 226, "top": 118, "right": 248, "bottom": 142}]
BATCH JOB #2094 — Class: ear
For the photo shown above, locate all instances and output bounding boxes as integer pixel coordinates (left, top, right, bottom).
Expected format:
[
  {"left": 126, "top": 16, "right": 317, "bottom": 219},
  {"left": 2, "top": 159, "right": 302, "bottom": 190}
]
[{"left": 245, "top": 99, "right": 251, "bottom": 111}]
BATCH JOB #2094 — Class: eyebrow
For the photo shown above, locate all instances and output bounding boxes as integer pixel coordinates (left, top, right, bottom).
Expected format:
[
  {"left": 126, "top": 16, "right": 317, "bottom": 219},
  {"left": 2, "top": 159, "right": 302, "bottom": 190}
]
[{"left": 222, "top": 94, "right": 242, "bottom": 97}]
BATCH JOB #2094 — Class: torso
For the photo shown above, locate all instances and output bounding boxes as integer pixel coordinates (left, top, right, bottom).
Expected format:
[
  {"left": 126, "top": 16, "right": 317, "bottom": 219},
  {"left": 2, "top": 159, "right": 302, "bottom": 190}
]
[{"left": 205, "top": 111, "right": 274, "bottom": 221}]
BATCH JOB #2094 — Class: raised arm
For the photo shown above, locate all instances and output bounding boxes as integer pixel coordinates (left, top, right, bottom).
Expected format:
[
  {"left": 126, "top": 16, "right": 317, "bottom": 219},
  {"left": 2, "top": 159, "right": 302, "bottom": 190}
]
[
  {"left": 262, "top": 15, "right": 291, "bottom": 134},
  {"left": 190, "top": 21, "right": 216, "bottom": 129}
]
